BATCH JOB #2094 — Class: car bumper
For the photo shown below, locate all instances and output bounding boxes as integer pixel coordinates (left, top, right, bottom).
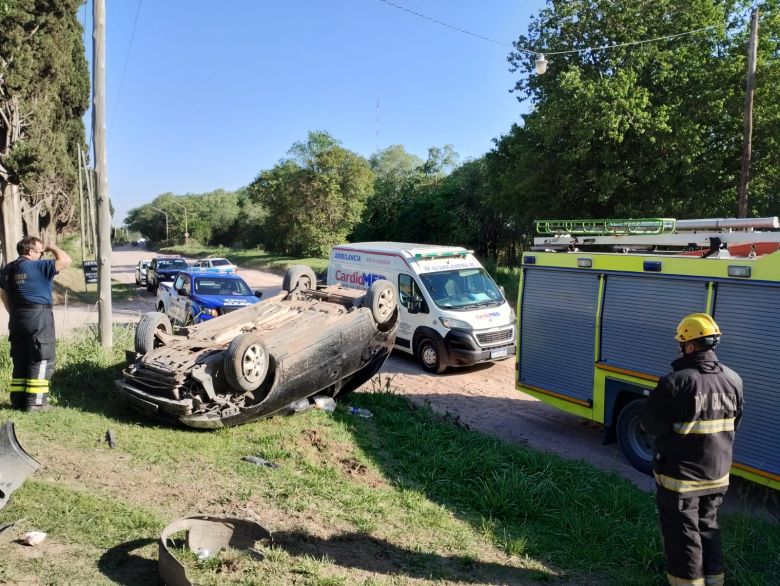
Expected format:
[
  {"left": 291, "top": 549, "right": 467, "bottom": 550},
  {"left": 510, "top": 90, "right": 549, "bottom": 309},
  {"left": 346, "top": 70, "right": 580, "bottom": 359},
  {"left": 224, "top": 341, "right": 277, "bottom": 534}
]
[{"left": 444, "top": 330, "right": 515, "bottom": 367}]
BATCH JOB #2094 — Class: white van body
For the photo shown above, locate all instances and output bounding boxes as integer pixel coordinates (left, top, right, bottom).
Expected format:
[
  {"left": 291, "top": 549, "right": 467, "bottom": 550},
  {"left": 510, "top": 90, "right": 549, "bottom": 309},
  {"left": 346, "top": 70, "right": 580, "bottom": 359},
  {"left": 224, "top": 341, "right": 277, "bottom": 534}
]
[{"left": 327, "top": 242, "right": 515, "bottom": 373}]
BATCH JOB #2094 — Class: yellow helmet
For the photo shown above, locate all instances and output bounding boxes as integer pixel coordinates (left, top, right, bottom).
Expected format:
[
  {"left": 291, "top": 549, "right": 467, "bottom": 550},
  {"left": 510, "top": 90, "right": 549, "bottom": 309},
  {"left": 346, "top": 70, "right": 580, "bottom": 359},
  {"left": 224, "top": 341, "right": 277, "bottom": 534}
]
[{"left": 675, "top": 313, "right": 722, "bottom": 342}]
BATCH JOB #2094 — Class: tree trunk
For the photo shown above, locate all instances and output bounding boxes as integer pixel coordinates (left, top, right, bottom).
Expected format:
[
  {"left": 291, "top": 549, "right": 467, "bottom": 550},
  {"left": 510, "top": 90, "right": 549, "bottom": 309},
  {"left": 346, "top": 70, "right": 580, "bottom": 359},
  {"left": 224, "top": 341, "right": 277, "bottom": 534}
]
[{"left": 1, "top": 182, "right": 23, "bottom": 264}]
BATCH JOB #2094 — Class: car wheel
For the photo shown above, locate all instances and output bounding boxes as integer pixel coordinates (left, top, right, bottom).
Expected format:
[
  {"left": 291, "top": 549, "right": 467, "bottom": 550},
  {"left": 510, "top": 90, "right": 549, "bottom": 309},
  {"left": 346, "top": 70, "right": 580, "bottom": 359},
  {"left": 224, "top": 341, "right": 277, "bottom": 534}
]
[
  {"left": 134, "top": 312, "right": 172, "bottom": 355},
  {"left": 417, "top": 337, "right": 446, "bottom": 374},
  {"left": 282, "top": 265, "right": 316, "bottom": 292},
  {"left": 224, "top": 333, "right": 269, "bottom": 392},
  {"left": 365, "top": 280, "right": 397, "bottom": 325},
  {"left": 617, "top": 399, "right": 654, "bottom": 475},
  {"left": 146, "top": 280, "right": 154, "bottom": 293}
]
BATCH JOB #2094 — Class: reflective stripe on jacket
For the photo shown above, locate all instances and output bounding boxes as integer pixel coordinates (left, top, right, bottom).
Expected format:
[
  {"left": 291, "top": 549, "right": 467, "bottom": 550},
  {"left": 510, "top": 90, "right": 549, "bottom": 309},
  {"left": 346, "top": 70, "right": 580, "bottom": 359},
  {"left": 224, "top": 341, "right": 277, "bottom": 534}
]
[{"left": 640, "top": 350, "right": 743, "bottom": 497}]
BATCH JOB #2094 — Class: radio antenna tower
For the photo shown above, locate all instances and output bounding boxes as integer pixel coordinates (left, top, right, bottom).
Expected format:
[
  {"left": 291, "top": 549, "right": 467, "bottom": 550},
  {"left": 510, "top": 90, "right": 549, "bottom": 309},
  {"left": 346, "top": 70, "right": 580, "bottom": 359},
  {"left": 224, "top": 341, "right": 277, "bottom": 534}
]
[{"left": 375, "top": 99, "right": 380, "bottom": 152}]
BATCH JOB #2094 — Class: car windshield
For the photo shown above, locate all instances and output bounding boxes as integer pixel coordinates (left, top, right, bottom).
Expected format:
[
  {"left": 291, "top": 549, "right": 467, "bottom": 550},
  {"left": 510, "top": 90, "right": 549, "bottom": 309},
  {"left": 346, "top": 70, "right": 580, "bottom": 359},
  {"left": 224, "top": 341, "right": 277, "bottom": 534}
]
[
  {"left": 419, "top": 268, "right": 504, "bottom": 310},
  {"left": 210, "top": 259, "right": 231, "bottom": 266},
  {"left": 195, "top": 277, "right": 251, "bottom": 296},
  {"left": 158, "top": 259, "right": 188, "bottom": 269}
]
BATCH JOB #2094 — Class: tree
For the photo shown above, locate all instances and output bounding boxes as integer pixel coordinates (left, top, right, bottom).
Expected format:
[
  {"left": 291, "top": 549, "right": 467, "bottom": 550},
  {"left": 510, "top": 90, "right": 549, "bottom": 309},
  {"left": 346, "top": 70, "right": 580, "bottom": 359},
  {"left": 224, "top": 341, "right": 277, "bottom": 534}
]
[
  {"left": 0, "top": 0, "right": 89, "bottom": 262},
  {"left": 501, "top": 0, "right": 780, "bottom": 225},
  {"left": 249, "top": 131, "right": 374, "bottom": 257}
]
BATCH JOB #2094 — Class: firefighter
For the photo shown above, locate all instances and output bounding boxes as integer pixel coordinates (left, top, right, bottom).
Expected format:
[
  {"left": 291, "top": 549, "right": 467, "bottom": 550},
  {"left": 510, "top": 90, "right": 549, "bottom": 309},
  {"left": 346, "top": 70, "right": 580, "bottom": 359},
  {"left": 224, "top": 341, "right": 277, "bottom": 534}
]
[
  {"left": 0, "top": 236, "right": 71, "bottom": 411},
  {"left": 641, "top": 313, "right": 743, "bottom": 586}
]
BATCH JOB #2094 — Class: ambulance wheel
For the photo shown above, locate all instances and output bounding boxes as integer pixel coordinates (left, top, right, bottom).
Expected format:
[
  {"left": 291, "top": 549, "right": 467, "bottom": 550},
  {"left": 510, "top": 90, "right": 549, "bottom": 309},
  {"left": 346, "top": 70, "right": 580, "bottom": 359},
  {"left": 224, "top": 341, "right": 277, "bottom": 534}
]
[
  {"left": 617, "top": 399, "right": 654, "bottom": 475},
  {"left": 283, "top": 265, "right": 316, "bottom": 292},
  {"left": 135, "top": 312, "right": 172, "bottom": 355},
  {"left": 417, "top": 337, "right": 446, "bottom": 374}
]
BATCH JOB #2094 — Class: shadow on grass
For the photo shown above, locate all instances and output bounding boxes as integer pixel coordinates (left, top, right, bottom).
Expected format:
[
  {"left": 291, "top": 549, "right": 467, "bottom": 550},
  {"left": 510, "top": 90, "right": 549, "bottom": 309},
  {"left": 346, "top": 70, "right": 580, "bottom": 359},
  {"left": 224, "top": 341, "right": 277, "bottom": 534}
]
[
  {"left": 271, "top": 529, "right": 544, "bottom": 583},
  {"left": 334, "top": 391, "right": 780, "bottom": 586},
  {"left": 97, "top": 538, "right": 158, "bottom": 586}
]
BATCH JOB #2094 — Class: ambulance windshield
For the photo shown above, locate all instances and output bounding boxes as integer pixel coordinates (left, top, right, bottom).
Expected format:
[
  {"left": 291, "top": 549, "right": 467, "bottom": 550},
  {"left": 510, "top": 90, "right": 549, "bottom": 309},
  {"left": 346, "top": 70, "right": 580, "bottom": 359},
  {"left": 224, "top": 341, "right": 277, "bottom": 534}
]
[{"left": 420, "top": 268, "right": 504, "bottom": 310}]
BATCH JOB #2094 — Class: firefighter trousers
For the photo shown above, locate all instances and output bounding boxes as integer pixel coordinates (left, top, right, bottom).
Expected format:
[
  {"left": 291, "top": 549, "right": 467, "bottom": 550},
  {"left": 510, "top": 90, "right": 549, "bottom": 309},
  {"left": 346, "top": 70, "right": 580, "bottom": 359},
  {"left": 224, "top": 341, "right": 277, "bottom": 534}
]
[
  {"left": 8, "top": 306, "right": 56, "bottom": 410},
  {"left": 656, "top": 487, "right": 725, "bottom": 586}
]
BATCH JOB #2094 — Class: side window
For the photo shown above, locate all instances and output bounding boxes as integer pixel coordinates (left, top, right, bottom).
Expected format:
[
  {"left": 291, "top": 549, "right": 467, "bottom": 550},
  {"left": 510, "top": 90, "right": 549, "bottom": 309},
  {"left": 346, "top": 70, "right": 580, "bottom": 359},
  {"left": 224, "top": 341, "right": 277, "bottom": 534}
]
[
  {"left": 182, "top": 275, "right": 191, "bottom": 295},
  {"left": 173, "top": 274, "right": 184, "bottom": 290},
  {"left": 398, "top": 274, "right": 413, "bottom": 307},
  {"left": 398, "top": 274, "right": 424, "bottom": 308}
]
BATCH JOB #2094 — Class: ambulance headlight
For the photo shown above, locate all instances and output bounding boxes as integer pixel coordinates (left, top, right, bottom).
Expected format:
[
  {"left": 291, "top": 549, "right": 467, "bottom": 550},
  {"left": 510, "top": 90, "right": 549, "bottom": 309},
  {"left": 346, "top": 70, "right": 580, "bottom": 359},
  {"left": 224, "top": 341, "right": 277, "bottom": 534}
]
[{"left": 440, "top": 318, "right": 472, "bottom": 331}]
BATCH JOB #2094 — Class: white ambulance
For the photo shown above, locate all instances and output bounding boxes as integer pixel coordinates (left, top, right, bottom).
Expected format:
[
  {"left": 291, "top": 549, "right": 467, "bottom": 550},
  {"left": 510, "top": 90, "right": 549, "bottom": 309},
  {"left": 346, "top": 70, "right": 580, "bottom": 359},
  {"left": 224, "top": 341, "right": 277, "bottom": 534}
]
[{"left": 327, "top": 242, "right": 515, "bottom": 373}]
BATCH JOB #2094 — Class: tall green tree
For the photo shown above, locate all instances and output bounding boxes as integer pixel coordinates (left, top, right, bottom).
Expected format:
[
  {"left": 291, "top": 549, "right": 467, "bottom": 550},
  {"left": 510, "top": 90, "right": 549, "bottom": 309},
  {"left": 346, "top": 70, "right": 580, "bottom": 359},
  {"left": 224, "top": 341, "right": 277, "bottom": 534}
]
[
  {"left": 0, "top": 0, "right": 89, "bottom": 262},
  {"left": 500, "top": 0, "right": 780, "bottom": 230},
  {"left": 249, "top": 131, "right": 374, "bottom": 257}
]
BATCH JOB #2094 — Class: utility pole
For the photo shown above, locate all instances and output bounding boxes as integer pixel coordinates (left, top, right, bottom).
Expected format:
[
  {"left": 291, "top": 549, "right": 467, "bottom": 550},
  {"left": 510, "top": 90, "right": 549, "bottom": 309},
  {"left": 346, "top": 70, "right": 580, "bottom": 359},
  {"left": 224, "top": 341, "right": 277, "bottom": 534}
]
[
  {"left": 738, "top": 8, "right": 759, "bottom": 218},
  {"left": 93, "top": 0, "right": 112, "bottom": 348},
  {"left": 170, "top": 199, "right": 188, "bottom": 245},
  {"left": 77, "top": 146, "right": 86, "bottom": 267},
  {"left": 153, "top": 206, "right": 169, "bottom": 240}
]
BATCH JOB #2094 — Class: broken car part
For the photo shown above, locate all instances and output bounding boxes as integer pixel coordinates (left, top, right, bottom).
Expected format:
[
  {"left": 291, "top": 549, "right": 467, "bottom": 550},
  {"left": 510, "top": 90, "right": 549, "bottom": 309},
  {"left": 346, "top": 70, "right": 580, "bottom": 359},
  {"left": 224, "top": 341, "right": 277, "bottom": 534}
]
[
  {"left": 0, "top": 421, "right": 41, "bottom": 511},
  {"left": 159, "top": 516, "right": 272, "bottom": 586}
]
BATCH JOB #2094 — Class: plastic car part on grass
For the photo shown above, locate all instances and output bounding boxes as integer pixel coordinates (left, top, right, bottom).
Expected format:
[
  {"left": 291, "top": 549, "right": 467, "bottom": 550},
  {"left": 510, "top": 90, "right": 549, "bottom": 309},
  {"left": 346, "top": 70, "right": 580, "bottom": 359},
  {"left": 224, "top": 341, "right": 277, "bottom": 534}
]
[
  {"left": 159, "top": 516, "right": 271, "bottom": 586},
  {"left": 0, "top": 421, "right": 41, "bottom": 511}
]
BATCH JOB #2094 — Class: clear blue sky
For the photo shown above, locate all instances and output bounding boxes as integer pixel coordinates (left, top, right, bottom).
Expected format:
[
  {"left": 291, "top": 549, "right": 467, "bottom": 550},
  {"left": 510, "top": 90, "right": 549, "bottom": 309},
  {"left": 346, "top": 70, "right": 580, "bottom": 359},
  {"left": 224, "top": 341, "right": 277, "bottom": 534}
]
[{"left": 80, "top": 1, "right": 546, "bottom": 225}]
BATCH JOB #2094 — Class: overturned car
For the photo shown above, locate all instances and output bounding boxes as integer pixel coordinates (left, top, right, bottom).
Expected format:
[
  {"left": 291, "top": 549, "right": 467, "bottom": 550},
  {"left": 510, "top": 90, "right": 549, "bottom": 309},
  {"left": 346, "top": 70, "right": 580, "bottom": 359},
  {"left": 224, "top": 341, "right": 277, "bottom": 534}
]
[{"left": 115, "top": 266, "right": 398, "bottom": 429}]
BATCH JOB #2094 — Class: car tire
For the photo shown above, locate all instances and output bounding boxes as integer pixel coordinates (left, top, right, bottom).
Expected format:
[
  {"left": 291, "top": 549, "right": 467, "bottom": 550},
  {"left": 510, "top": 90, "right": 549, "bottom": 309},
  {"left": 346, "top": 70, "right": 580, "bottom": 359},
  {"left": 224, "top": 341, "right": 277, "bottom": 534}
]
[
  {"left": 365, "top": 280, "right": 397, "bottom": 325},
  {"left": 146, "top": 280, "right": 154, "bottom": 293},
  {"left": 417, "top": 337, "right": 447, "bottom": 374},
  {"left": 282, "top": 265, "right": 316, "bottom": 292},
  {"left": 134, "top": 312, "right": 172, "bottom": 355},
  {"left": 617, "top": 399, "right": 654, "bottom": 475},
  {"left": 224, "top": 333, "right": 269, "bottom": 392}
]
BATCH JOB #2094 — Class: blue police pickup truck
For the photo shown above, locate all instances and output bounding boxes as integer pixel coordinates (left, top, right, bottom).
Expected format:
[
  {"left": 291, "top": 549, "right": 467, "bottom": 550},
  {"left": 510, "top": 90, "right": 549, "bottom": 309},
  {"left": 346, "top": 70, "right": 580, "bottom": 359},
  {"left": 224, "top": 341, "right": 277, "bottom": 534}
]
[{"left": 156, "top": 270, "right": 262, "bottom": 326}]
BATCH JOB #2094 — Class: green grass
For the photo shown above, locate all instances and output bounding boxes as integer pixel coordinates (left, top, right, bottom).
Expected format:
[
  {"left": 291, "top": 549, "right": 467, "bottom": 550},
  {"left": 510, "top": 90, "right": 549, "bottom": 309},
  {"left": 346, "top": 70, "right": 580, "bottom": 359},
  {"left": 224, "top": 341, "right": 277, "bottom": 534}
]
[
  {"left": 160, "top": 244, "right": 329, "bottom": 276},
  {"left": 1, "top": 332, "right": 777, "bottom": 585}
]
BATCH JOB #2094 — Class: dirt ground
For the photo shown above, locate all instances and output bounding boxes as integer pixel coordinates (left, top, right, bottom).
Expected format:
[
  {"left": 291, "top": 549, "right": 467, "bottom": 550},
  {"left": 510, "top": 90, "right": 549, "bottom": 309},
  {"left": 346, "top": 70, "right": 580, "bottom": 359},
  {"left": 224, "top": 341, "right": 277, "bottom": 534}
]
[{"left": 2, "top": 245, "right": 776, "bottom": 520}]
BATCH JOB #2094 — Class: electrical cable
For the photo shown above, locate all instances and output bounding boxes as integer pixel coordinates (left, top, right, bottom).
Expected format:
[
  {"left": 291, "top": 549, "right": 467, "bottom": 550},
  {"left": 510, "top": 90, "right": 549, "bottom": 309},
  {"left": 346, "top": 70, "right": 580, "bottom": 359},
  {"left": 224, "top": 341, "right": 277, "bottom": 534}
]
[
  {"left": 110, "top": 0, "right": 143, "bottom": 128},
  {"left": 377, "top": 0, "right": 719, "bottom": 58}
]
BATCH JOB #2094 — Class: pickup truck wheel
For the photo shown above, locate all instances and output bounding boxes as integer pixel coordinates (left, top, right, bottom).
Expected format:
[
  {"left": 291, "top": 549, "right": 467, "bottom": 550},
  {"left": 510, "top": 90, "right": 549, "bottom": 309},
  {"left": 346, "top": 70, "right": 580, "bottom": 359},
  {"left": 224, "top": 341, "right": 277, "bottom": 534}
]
[
  {"left": 617, "top": 399, "right": 654, "bottom": 475},
  {"left": 417, "top": 337, "right": 446, "bottom": 374},
  {"left": 134, "top": 312, "right": 172, "bottom": 355},
  {"left": 224, "top": 333, "right": 269, "bottom": 392},
  {"left": 283, "top": 265, "right": 316, "bottom": 292},
  {"left": 366, "top": 280, "right": 397, "bottom": 325}
]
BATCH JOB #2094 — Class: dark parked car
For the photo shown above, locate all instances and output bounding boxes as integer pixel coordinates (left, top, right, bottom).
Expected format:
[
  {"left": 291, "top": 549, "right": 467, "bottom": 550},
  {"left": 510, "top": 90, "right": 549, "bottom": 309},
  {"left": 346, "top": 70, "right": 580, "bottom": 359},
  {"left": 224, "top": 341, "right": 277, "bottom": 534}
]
[
  {"left": 115, "top": 266, "right": 398, "bottom": 428},
  {"left": 146, "top": 256, "right": 189, "bottom": 292}
]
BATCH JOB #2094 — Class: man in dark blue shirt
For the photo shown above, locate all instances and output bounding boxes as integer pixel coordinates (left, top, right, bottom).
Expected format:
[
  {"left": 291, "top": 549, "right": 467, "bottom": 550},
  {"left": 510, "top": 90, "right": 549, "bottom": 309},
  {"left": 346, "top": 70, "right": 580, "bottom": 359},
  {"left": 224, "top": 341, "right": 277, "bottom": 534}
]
[{"left": 0, "top": 236, "right": 71, "bottom": 411}]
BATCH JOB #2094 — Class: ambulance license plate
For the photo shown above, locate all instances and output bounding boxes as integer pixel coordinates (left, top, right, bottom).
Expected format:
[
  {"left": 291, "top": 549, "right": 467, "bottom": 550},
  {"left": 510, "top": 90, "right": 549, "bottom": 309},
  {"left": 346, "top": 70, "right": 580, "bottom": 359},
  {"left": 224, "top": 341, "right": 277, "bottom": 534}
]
[{"left": 490, "top": 348, "right": 508, "bottom": 359}]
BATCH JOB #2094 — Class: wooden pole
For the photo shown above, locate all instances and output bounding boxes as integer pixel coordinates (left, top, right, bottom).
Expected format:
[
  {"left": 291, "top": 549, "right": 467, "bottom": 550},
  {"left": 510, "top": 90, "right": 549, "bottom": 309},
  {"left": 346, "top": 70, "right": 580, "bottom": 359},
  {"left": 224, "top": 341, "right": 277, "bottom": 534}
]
[
  {"left": 738, "top": 9, "right": 759, "bottom": 218},
  {"left": 93, "top": 0, "right": 112, "bottom": 348},
  {"left": 77, "top": 146, "right": 86, "bottom": 267}
]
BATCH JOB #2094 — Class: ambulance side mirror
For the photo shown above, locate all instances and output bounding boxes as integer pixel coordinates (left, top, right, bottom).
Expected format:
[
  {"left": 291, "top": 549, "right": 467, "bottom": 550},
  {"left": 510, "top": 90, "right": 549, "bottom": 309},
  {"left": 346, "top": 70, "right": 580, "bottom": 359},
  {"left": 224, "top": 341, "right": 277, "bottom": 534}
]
[{"left": 408, "top": 296, "right": 424, "bottom": 314}]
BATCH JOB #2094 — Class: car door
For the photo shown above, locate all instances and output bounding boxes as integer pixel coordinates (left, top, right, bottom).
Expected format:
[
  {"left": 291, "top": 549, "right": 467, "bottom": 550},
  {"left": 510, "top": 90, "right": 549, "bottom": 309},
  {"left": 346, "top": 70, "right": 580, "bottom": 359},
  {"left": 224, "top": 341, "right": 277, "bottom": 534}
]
[{"left": 170, "top": 273, "right": 186, "bottom": 323}]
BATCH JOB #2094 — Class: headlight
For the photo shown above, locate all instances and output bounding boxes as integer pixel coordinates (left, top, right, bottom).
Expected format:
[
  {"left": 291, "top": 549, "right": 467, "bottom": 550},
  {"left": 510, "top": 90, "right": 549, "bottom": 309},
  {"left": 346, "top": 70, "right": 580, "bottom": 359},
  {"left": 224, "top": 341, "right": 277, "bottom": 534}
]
[
  {"left": 440, "top": 317, "right": 472, "bottom": 331},
  {"left": 208, "top": 308, "right": 219, "bottom": 317},
  {"left": 510, "top": 308, "right": 517, "bottom": 323}
]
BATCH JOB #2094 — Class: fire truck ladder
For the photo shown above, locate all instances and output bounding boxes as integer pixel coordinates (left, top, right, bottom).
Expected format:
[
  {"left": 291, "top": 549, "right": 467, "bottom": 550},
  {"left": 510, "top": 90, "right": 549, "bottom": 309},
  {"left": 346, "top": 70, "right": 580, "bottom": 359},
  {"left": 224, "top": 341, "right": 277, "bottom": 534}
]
[{"left": 533, "top": 217, "right": 780, "bottom": 253}]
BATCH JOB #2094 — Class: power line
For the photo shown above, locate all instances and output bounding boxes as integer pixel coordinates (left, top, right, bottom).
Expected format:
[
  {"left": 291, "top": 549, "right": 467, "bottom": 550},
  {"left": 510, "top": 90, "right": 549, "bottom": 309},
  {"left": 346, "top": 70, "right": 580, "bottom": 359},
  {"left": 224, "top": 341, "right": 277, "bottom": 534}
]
[
  {"left": 109, "top": 0, "right": 143, "bottom": 128},
  {"left": 377, "top": 0, "right": 719, "bottom": 58},
  {"left": 377, "top": 0, "right": 511, "bottom": 48}
]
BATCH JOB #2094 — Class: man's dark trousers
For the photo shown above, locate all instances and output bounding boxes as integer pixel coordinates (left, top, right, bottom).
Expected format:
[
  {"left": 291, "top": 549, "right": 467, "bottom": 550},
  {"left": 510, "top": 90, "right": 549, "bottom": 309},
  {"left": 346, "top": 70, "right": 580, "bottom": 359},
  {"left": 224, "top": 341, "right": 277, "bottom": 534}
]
[
  {"left": 656, "top": 488, "right": 725, "bottom": 586},
  {"left": 8, "top": 306, "right": 56, "bottom": 410}
]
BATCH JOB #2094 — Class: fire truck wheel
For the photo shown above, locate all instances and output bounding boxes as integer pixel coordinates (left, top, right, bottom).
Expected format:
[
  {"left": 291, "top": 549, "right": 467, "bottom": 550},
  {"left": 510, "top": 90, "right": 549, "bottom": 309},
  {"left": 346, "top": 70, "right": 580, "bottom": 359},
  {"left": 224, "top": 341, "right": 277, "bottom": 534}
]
[
  {"left": 417, "top": 337, "right": 446, "bottom": 374},
  {"left": 617, "top": 399, "right": 654, "bottom": 475}
]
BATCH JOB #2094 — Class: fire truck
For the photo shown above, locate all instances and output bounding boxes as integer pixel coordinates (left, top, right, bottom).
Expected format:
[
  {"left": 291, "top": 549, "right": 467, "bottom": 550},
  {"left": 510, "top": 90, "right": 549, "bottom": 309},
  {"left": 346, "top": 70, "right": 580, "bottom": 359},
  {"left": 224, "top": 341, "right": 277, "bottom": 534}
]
[{"left": 515, "top": 217, "right": 780, "bottom": 490}]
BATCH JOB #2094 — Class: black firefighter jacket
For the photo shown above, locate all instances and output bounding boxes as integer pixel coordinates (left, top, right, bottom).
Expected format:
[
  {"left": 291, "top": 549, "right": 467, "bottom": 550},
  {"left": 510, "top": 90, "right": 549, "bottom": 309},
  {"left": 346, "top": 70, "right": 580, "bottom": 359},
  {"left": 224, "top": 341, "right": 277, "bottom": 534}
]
[{"left": 640, "top": 350, "right": 744, "bottom": 497}]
